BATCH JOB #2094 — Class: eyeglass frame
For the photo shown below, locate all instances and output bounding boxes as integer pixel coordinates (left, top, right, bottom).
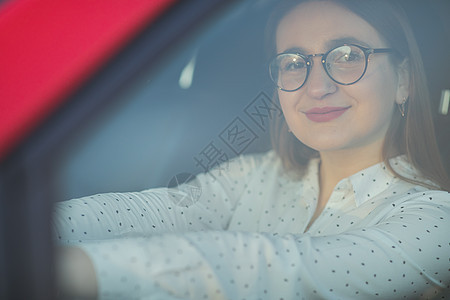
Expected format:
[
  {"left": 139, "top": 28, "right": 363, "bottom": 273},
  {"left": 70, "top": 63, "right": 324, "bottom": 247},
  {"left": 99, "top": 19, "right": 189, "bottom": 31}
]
[{"left": 269, "top": 44, "right": 396, "bottom": 92}]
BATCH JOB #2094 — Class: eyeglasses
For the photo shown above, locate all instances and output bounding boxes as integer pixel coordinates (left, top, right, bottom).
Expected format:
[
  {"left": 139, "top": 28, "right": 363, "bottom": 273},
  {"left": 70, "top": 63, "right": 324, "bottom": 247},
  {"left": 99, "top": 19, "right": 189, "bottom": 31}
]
[{"left": 269, "top": 44, "right": 395, "bottom": 92}]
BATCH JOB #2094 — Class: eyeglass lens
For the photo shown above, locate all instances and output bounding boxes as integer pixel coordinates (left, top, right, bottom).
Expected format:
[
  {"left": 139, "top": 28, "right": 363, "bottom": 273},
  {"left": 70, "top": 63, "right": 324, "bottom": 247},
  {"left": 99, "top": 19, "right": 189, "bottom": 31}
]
[{"left": 270, "top": 45, "right": 367, "bottom": 91}]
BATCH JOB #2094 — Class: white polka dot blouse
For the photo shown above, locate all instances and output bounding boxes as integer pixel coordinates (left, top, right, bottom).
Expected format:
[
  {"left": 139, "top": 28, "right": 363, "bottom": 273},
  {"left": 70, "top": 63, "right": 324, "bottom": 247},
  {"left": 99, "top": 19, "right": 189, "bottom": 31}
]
[{"left": 53, "top": 151, "right": 450, "bottom": 299}]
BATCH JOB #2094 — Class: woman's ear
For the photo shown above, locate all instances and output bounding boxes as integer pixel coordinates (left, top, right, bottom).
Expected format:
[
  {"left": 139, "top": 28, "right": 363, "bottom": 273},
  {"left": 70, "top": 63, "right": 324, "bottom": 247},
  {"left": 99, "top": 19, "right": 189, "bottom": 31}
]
[{"left": 395, "top": 58, "right": 410, "bottom": 104}]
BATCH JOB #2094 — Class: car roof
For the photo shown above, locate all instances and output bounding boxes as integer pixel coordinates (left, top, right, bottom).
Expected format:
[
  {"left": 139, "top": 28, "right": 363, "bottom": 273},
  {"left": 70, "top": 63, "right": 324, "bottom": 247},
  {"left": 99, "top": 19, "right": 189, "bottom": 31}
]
[{"left": 0, "top": 0, "right": 177, "bottom": 161}]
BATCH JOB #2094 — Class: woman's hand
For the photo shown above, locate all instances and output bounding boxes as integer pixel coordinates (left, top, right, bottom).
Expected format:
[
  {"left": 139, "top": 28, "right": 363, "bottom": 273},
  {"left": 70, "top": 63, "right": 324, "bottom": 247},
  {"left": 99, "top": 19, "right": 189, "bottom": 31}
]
[{"left": 56, "top": 246, "right": 98, "bottom": 299}]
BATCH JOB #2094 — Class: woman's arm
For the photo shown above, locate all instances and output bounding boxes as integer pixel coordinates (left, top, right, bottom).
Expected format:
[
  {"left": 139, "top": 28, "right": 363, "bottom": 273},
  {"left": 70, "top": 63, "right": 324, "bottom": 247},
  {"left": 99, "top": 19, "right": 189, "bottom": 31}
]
[
  {"left": 57, "top": 190, "right": 450, "bottom": 299},
  {"left": 52, "top": 153, "right": 261, "bottom": 244}
]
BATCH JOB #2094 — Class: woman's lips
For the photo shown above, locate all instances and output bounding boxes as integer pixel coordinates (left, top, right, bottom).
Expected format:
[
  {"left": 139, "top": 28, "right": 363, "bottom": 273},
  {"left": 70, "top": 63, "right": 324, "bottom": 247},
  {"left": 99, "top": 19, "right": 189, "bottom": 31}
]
[{"left": 303, "top": 106, "right": 351, "bottom": 122}]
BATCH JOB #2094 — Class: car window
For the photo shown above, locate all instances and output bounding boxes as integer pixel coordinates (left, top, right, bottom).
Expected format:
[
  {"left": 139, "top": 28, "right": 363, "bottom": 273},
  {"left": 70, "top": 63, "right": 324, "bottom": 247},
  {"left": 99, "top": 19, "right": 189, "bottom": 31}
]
[{"left": 49, "top": 1, "right": 450, "bottom": 299}]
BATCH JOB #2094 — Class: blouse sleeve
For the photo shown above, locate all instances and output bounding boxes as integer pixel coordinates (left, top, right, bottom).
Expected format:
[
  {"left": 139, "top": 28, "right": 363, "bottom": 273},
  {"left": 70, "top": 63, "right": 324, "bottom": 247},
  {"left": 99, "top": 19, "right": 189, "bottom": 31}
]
[
  {"left": 52, "top": 154, "right": 261, "bottom": 244},
  {"left": 71, "top": 190, "right": 450, "bottom": 299}
]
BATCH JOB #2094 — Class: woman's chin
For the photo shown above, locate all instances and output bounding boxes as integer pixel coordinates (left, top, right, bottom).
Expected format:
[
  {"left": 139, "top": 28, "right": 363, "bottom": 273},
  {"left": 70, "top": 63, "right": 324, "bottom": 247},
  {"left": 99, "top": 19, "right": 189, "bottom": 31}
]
[{"left": 297, "top": 137, "right": 351, "bottom": 154}]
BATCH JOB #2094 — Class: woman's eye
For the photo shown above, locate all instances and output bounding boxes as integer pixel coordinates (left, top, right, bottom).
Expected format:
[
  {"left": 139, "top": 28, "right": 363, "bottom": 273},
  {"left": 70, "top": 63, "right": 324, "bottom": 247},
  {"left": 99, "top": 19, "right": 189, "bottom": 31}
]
[
  {"left": 282, "top": 59, "right": 306, "bottom": 71},
  {"left": 332, "top": 47, "right": 364, "bottom": 64},
  {"left": 340, "top": 52, "right": 362, "bottom": 62}
]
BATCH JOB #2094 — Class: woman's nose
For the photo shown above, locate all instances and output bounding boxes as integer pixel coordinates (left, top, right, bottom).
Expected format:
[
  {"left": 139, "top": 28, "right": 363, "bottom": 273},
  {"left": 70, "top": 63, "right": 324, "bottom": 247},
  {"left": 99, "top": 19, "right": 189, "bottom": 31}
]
[{"left": 304, "top": 58, "right": 337, "bottom": 99}]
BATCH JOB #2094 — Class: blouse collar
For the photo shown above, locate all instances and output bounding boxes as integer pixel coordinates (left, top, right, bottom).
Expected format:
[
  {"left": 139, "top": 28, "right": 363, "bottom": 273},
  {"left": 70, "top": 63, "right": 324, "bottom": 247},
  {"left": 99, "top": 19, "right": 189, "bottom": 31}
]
[
  {"left": 278, "top": 154, "right": 423, "bottom": 207},
  {"left": 343, "top": 155, "right": 421, "bottom": 207}
]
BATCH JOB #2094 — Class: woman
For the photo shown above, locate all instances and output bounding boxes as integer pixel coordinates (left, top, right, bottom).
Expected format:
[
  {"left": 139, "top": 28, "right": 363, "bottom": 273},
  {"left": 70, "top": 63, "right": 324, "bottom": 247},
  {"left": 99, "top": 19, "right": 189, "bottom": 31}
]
[{"left": 55, "top": 0, "right": 450, "bottom": 299}]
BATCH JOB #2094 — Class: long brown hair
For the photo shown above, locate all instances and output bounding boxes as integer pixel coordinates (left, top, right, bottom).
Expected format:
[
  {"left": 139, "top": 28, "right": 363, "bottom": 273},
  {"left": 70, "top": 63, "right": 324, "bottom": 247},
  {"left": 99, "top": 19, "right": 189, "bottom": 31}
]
[{"left": 267, "top": 0, "right": 450, "bottom": 191}]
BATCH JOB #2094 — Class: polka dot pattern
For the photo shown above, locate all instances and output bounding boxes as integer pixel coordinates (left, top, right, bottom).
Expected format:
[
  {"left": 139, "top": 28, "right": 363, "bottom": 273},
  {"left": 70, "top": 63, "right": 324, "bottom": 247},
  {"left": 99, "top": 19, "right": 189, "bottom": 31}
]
[{"left": 53, "top": 151, "right": 450, "bottom": 299}]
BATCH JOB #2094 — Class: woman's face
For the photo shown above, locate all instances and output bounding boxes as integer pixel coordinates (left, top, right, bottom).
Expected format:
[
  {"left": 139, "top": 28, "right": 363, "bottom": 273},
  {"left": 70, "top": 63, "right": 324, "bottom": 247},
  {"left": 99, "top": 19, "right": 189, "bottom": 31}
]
[{"left": 276, "top": 1, "right": 408, "bottom": 155}]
